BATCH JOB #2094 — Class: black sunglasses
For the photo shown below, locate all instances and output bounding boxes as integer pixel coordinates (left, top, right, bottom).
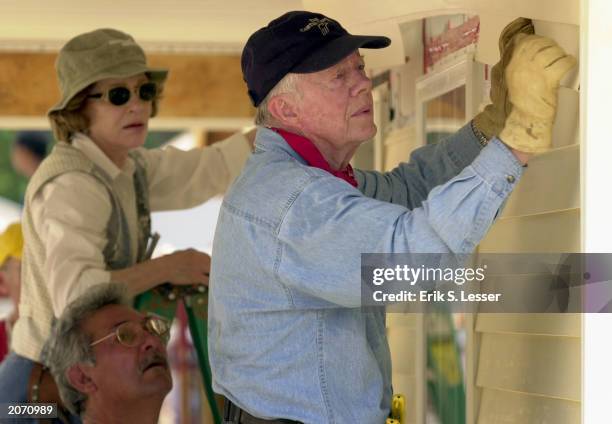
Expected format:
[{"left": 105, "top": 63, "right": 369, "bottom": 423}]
[{"left": 87, "top": 82, "right": 158, "bottom": 106}]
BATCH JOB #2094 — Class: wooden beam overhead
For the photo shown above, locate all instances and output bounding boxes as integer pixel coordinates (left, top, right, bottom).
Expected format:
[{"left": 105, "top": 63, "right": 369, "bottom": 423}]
[{"left": 0, "top": 53, "right": 254, "bottom": 118}]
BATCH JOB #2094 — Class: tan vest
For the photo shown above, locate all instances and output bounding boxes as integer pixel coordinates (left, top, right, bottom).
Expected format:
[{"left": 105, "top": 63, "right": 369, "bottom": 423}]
[{"left": 12, "top": 142, "right": 150, "bottom": 361}]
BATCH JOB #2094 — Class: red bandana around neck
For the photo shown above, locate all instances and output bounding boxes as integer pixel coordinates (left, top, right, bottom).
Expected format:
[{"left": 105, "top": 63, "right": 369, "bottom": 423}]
[{"left": 272, "top": 128, "right": 358, "bottom": 187}]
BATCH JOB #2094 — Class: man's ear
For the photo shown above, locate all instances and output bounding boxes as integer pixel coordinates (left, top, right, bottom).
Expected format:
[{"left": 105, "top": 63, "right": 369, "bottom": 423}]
[
  {"left": 267, "top": 94, "right": 299, "bottom": 127},
  {"left": 66, "top": 364, "right": 97, "bottom": 394}
]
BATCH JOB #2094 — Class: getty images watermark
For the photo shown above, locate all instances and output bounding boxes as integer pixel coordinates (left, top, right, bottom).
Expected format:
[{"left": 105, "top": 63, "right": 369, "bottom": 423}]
[
  {"left": 370, "top": 263, "right": 496, "bottom": 303},
  {"left": 361, "top": 253, "right": 612, "bottom": 313}
]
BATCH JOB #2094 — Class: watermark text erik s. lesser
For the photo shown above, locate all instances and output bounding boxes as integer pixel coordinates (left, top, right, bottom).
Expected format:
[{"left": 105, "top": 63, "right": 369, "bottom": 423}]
[{"left": 369, "top": 264, "right": 501, "bottom": 304}]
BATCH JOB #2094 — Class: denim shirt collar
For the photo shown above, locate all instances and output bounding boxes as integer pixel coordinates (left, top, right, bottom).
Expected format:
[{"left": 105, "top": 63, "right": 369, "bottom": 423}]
[
  {"left": 255, "top": 126, "right": 308, "bottom": 165},
  {"left": 254, "top": 126, "right": 358, "bottom": 187}
]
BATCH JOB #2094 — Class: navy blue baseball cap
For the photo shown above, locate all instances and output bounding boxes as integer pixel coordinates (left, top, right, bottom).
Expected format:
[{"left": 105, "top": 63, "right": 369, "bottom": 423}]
[{"left": 242, "top": 11, "right": 391, "bottom": 106}]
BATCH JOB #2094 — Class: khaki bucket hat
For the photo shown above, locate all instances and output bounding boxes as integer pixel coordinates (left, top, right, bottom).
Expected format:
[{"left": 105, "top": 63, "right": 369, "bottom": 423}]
[{"left": 48, "top": 28, "right": 168, "bottom": 114}]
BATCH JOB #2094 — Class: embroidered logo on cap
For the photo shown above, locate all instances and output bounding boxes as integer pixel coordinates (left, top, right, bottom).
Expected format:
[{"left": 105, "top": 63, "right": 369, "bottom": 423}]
[{"left": 300, "top": 18, "right": 332, "bottom": 36}]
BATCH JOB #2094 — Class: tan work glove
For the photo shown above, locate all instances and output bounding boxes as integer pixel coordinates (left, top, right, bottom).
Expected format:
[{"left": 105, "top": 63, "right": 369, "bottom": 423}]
[
  {"left": 499, "top": 34, "right": 576, "bottom": 153},
  {"left": 473, "top": 17, "right": 534, "bottom": 139}
]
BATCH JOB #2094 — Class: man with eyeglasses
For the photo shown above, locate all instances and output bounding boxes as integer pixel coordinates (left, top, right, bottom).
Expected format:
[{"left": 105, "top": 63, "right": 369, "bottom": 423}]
[
  {"left": 43, "top": 283, "right": 172, "bottom": 424},
  {"left": 209, "top": 11, "right": 575, "bottom": 423}
]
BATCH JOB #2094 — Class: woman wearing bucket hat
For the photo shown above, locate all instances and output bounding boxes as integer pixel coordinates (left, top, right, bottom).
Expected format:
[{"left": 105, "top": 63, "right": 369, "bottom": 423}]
[{"left": 0, "top": 28, "right": 252, "bottom": 418}]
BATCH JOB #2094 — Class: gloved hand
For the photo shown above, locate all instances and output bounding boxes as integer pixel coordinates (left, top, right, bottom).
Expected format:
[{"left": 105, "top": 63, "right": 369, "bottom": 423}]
[
  {"left": 499, "top": 34, "right": 576, "bottom": 153},
  {"left": 473, "top": 17, "right": 534, "bottom": 139}
]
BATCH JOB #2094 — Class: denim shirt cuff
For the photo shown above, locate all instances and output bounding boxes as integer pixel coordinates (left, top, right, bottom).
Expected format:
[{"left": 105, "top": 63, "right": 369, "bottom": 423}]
[{"left": 470, "top": 137, "right": 524, "bottom": 197}]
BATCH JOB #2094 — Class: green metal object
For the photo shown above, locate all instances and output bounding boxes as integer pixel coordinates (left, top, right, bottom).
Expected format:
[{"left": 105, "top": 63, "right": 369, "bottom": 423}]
[
  {"left": 133, "top": 286, "right": 179, "bottom": 321},
  {"left": 185, "top": 299, "right": 222, "bottom": 424}
]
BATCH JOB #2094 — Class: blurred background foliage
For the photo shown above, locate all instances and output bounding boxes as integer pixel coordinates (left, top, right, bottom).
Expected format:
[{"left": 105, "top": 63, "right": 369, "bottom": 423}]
[{"left": 0, "top": 129, "right": 180, "bottom": 205}]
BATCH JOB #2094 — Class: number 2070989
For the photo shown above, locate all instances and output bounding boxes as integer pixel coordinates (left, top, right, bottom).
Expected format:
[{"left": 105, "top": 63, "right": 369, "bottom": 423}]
[{"left": 0, "top": 403, "right": 57, "bottom": 419}]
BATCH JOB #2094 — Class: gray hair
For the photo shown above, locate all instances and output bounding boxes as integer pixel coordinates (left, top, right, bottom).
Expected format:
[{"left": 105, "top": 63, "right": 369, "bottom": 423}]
[
  {"left": 41, "top": 283, "right": 130, "bottom": 416},
  {"left": 255, "top": 73, "right": 300, "bottom": 126}
]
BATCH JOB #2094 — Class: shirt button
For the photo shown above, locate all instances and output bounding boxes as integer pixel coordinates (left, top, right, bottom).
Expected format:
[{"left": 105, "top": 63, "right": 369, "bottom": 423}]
[{"left": 506, "top": 175, "right": 516, "bottom": 184}]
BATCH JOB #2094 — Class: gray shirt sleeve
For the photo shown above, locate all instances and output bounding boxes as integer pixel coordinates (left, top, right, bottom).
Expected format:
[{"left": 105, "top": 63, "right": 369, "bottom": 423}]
[{"left": 355, "top": 122, "right": 482, "bottom": 209}]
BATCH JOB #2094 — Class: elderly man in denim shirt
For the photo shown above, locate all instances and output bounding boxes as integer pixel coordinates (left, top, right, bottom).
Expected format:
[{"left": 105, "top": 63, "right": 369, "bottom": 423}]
[{"left": 209, "top": 11, "right": 575, "bottom": 424}]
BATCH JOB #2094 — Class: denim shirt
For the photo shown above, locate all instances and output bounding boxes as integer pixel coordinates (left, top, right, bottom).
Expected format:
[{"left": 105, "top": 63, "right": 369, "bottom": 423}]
[{"left": 209, "top": 124, "right": 523, "bottom": 424}]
